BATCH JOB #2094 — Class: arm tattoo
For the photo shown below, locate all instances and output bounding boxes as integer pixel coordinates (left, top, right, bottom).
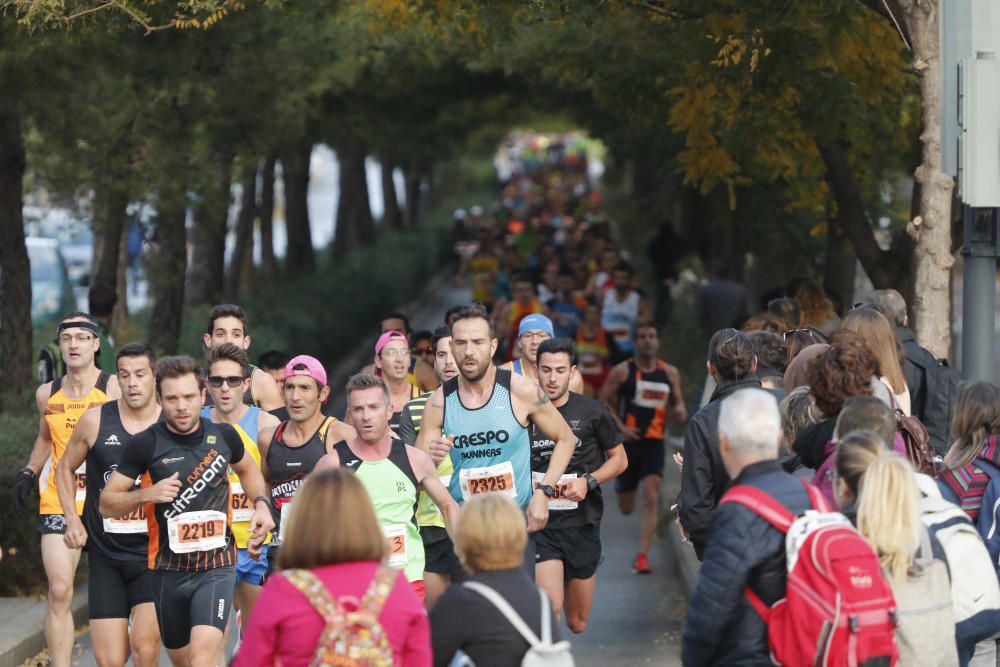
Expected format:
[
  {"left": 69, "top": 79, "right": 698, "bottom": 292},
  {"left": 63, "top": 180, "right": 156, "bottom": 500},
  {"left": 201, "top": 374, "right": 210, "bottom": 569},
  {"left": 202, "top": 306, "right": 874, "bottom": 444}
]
[{"left": 533, "top": 386, "right": 551, "bottom": 407}]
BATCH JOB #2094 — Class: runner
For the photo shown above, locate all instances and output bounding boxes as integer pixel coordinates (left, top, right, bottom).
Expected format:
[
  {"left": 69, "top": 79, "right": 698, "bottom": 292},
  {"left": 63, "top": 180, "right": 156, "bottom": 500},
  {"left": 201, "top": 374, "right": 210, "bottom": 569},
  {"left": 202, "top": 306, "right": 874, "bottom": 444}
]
[
  {"left": 576, "top": 301, "right": 619, "bottom": 397},
  {"left": 398, "top": 327, "right": 463, "bottom": 607},
  {"left": 55, "top": 343, "right": 160, "bottom": 667},
  {"left": 531, "top": 338, "right": 627, "bottom": 633},
  {"left": 317, "top": 374, "right": 459, "bottom": 602},
  {"left": 100, "top": 355, "right": 274, "bottom": 667},
  {"left": 357, "top": 331, "right": 421, "bottom": 435},
  {"left": 258, "top": 355, "right": 356, "bottom": 568},
  {"left": 600, "top": 322, "right": 686, "bottom": 574},
  {"left": 203, "top": 304, "right": 283, "bottom": 411},
  {"left": 200, "top": 343, "right": 279, "bottom": 645},
  {"left": 10, "top": 312, "right": 120, "bottom": 667},
  {"left": 500, "top": 313, "right": 584, "bottom": 392},
  {"left": 601, "top": 262, "right": 646, "bottom": 357},
  {"left": 361, "top": 312, "right": 439, "bottom": 392},
  {"left": 416, "top": 303, "right": 577, "bottom": 557},
  {"left": 494, "top": 273, "right": 545, "bottom": 362},
  {"left": 256, "top": 350, "right": 292, "bottom": 390}
]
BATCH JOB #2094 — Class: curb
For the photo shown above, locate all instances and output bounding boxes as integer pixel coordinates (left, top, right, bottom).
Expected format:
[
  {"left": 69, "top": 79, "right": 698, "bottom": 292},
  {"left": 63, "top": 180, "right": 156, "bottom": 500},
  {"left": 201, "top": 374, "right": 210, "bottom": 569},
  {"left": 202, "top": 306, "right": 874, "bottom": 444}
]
[
  {"left": 0, "top": 585, "right": 88, "bottom": 667},
  {"left": 667, "top": 519, "right": 701, "bottom": 595}
]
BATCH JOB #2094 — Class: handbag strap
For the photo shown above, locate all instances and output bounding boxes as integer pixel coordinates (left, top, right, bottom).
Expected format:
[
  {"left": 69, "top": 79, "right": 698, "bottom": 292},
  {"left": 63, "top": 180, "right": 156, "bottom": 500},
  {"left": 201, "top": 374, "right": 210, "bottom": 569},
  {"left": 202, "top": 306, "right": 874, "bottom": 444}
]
[{"left": 463, "top": 581, "right": 544, "bottom": 647}]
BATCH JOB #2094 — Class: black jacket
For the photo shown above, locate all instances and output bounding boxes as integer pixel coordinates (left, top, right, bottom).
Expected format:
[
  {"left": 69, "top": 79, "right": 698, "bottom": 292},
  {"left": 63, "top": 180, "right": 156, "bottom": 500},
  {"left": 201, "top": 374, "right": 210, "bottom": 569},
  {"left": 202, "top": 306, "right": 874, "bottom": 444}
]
[
  {"left": 792, "top": 418, "right": 837, "bottom": 471},
  {"left": 682, "top": 460, "right": 812, "bottom": 666},
  {"left": 899, "top": 326, "right": 959, "bottom": 453},
  {"left": 678, "top": 377, "right": 765, "bottom": 559}
]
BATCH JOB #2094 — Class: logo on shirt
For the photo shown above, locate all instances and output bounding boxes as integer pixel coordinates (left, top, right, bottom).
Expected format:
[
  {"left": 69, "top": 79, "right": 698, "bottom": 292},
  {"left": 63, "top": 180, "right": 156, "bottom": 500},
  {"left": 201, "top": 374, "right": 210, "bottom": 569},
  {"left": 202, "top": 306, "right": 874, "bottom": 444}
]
[
  {"left": 161, "top": 457, "right": 184, "bottom": 465},
  {"left": 104, "top": 434, "right": 121, "bottom": 446},
  {"left": 346, "top": 459, "right": 360, "bottom": 467},
  {"left": 453, "top": 430, "right": 509, "bottom": 449},
  {"left": 207, "top": 435, "right": 217, "bottom": 444},
  {"left": 286, "top": 461, "right": 301, "bottom": 467},
  {"left": 569, "top": 420, "right": 580, "bottom": 429}
]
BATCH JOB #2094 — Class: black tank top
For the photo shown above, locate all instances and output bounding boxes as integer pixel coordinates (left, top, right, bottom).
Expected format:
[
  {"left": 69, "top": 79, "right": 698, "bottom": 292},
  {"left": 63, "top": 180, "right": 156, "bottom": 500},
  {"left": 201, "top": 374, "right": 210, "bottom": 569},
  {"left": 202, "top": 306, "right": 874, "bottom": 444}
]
[
  {"left": 617, "top": 359, "right": 673, "bottom": 441},
  {"left": 83, "top": 402, "right": 148, "bottom": 562},
  {"left": 333, "top": 439, "right": 419, "bottom": 490},
  {"left": 267, "top": 416, "right": 335, "bottom": 540}
]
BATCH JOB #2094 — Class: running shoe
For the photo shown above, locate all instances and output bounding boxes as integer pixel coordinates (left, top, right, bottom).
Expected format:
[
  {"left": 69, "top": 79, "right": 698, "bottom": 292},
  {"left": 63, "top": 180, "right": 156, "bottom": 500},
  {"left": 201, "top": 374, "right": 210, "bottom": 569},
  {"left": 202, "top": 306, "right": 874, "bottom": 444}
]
[{"left": 633, "top": 552, "right": 651, "bottom": 574}]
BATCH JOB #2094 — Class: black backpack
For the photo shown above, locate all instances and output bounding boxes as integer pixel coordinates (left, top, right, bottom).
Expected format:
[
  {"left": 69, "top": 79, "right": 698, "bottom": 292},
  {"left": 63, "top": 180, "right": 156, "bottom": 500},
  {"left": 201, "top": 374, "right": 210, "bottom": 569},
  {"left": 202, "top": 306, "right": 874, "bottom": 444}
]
[
  {"left": 922, "top": 359, "right": 962, "bottom": 455},
  {"left": 37, "top": 341, "right": 65, "bottom": 385}
]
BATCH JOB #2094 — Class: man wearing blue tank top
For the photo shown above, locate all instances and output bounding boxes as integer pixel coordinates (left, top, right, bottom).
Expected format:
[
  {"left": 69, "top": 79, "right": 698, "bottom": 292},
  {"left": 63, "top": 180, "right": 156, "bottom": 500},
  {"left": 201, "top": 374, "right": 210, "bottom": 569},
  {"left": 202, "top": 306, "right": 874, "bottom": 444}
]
[{"left": 417, "top": 303, "right": 577, "bottom": 535}]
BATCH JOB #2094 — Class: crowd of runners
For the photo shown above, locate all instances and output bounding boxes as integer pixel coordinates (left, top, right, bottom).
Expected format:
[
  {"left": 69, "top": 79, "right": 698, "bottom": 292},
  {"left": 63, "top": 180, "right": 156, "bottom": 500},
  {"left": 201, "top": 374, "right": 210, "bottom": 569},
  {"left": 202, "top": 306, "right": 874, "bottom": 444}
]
[{"left": 15, "top": 133, "right": 1000, "bottom": 667}]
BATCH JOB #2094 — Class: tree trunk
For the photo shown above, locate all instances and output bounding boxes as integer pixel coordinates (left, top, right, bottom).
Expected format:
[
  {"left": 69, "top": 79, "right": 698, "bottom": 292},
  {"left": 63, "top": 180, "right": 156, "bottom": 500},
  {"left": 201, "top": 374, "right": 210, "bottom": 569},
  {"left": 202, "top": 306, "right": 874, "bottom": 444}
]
[
  {"left": 187, "top": 150, "right": 232, "bottom": 308},
  {"left": 146, "top": 177, "right": 188, "bottom": 358},
  {"left": 280, "top": 140, "right": 315, "bottom": 276},
  {"left": 404, "top": 162, "right": 423, "bottom": 229},
  {"left": 332, "top": 147, "right": 375, "bottom": 260},
  {"left": 259, "top": 154, "right": 278, "bottom": 281},
  {"left": 0, "top": 96, "right": 32, "bottom": 407},
  {"left": 899, "top": 0, "right": 955, "bottom": 359},
  {"left": 112, "top": 229, "right": 128, "bottom": 342},
  {"left": 823, "top": 215, "right": 857, "bottom": 316},
  {"left": 228, "top": 160, "right": 257, "bottom": 300},
  {"left": 89, "top": 166, "right": 130, "bottom": 319},
  {"left": 818, "top": 141, "right": 912, "bottom": 292},
  {"left": 381, "top": 159, "right": 403, "bottom": 230}
]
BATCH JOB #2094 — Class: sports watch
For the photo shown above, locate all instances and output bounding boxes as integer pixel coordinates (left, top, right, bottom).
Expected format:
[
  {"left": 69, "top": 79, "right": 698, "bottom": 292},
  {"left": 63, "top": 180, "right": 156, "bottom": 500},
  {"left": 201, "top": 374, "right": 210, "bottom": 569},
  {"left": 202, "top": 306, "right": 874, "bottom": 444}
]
[
  {"left": 584, "top": 473, "right": 599, "bottom": 492},
  {"left": 537, "top": 483, "right": 556, "bottom": 498}
]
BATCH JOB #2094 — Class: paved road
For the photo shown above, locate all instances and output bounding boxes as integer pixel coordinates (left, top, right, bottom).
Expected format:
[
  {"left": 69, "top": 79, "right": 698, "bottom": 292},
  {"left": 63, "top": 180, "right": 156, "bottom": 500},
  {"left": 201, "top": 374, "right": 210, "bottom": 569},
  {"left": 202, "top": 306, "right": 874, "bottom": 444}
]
[{"left": 52, "top": 279, "right": 686, "bottom": 665}]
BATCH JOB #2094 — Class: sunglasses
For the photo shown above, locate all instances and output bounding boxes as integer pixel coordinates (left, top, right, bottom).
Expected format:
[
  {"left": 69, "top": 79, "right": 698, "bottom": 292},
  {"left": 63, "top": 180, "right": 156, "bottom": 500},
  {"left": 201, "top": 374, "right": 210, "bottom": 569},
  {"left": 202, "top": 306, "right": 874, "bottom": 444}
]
[
  {"left": 413, "top": 347, "right": 434, "bottom": 356},
  {"left": 782, "top": 329, "right": 815, "bottom": 341},
  {"left": 207, "top": 375, "right": 244, "bottom": 388}
]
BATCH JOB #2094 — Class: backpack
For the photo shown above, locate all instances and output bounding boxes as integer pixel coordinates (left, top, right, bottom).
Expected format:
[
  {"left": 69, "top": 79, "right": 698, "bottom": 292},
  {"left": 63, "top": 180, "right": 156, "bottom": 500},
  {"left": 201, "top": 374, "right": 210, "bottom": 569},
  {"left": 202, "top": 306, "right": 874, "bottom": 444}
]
[
  {"left": 462, "top": 582, "right": 575, "bottom": 667},
  {"left": 889, "top": 526, "right": 959, "bottom": 667},
  {"left": 37, "top": 341, "right": 64, "bottom": 385},
  {"left": 888, "top": 390, "right": 937, "bottom": 476},
  {"left": 719, "top": 480, "right": 899, "bottom": 667},
  {"left": 283, "top": 566, "right": 397, "bottom": 667},
  {"left": 915, "top": 474, "right": 1000, "bottom": 655},
  {"left": 905, "top": 345, "right": 961, "bottom": 456}
]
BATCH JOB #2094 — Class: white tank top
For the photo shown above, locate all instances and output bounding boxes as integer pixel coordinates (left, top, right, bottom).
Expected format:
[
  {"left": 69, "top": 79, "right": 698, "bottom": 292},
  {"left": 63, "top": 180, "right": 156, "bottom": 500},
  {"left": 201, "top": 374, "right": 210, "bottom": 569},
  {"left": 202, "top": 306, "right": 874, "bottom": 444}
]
[{"left": 602, "top": 290, "right": 640, "bottom": 351}]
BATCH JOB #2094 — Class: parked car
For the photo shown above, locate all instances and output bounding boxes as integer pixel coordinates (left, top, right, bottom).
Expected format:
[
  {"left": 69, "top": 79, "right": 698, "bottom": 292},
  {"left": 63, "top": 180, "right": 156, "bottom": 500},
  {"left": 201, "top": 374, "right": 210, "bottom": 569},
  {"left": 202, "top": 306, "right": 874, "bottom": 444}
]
[
  {"left": 27, "top": 237, "right": 75, "bottom": 325},
  {"left": 59, "top": 226, "right": 93, "bottom": 285}
]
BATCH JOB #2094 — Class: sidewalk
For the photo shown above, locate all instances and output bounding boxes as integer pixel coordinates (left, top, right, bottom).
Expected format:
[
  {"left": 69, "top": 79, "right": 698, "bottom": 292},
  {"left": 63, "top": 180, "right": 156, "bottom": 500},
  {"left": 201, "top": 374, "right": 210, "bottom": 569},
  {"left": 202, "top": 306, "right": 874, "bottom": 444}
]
[{"left": 0, "top": 584, "right": 88, "bottom": 667}]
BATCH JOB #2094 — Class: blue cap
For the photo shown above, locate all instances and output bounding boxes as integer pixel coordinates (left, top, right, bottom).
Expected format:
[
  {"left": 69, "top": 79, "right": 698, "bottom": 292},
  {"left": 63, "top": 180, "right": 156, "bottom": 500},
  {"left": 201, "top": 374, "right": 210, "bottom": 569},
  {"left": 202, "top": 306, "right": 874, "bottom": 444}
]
[{"left": 519, "top": 314, "right": 554, "bottom": 338}]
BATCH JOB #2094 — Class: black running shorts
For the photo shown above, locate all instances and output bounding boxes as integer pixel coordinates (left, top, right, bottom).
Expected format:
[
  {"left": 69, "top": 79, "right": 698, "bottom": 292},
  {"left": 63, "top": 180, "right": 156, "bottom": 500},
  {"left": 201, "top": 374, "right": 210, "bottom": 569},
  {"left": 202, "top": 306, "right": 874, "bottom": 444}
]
[
  {"left": 150, "top": 567, "right": 236, "bottom": 649},
  {"left": 89, "top": 550, "right": 153, "bottom": 619},
  {"left": 421, "top": 527, "right": 466, "bottom": 580},
  {"left": 615, "top": 439, "right": 666, "bottom": 493},
  {"left": 38, "top": 514, "right": 67, "bottom": 535},
  {"left": 534, "top": 524, "right": 602, "bottom": 580}
]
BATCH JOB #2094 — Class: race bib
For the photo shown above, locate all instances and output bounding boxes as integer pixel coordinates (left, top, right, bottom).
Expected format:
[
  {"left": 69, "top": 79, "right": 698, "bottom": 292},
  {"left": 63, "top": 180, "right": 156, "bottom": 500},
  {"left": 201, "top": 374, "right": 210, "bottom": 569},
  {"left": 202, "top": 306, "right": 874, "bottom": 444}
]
[
  {"left": 384, "top": 524, "right": 408, "bottom": 569},
  {"left": 103, "top": 505, "right": 147, "bottom": 534},
  {"left": 531, "top": 472, "right": 579, "bottom": 510},
  {"left": 230, "top": 481, "right": 253, "bottom": 523},
  {"left": 634, "top": 380, "right": 670, "bottom": 410},
  {"left": 167, "top": 510, "right": 227, "bottom": 553},
  {"left": 577, "top": 352, "right": 603, "bottom": 376},
  {"left": 604, "top": 322, "right": 631, "bottom": 345},
  {"left": 75, "top": 463, "right": 86, "bottom": 503},
  {"left": 459, "top": 461, "right": 517, "bottom": 501}
]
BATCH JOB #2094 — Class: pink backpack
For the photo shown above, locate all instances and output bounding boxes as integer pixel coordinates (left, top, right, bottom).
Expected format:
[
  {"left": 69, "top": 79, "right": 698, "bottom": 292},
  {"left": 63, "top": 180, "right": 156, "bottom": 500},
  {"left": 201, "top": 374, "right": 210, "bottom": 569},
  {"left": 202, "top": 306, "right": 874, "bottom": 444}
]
[{"left": 719, "top": 480, "right": 898, "bottom": 666}]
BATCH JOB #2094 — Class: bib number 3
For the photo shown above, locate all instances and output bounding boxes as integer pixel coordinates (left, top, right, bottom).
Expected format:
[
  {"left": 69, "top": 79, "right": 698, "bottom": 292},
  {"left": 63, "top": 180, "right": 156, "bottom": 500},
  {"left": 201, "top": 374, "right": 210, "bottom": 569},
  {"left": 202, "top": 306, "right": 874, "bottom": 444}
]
[
  {"left": 384, "top": 524, "right": 408, "bottom": 569},
  {"left": 459, "top": 461, "right": 518, "bottom": 501},
  {"left": 167, "top": 511, "right": 227, "bottom": 553}
]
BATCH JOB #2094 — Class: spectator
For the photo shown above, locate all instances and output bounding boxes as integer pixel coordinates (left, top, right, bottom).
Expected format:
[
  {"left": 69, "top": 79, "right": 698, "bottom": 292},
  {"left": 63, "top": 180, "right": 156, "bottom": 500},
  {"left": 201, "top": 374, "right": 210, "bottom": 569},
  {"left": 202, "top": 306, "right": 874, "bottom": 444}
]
[
  {"left": 742, "top": 313, "right": 794, "bottom": 335},
  {"left": 431, "top": 495, "right": 561, "bottom": 667},
  {"left": 257, "top": 350, "right": 292, "bottom": 388},
  {"left": 834, "top": 434, "right": 959, "bottom": 667},
  {"left": 860, "top": 288, "right": 958, "bottom": 451},
  {"left": 693, "top": 260, "right": 752, "bottom": 334},
  {"left": 795, "top": 281, "right": 841, "bottom": 337},
  {"left": 235, "top": 469, "right": 430, "bottom": 667},
  {"left": 681, "top": 388, "right": 811, "bottom": 665},
  {"left": 939, "top": 382, "right": 1000, "bottom": 572},
  {"left": 767, "top": 297, "right": 801, "bottom": 327},
  {"left": 678, "top": 329, "right": 762, "bottom": 559},
  {"left": 843, "top": 307, "right": 911, "bottom": 415},
  {"left": 746, "top": 331, "right": 787, "bottom": 395},
  {"left": 794, "top": 334, "right": 882, "bottom": 469},
  {"left": 782, "top": 342, "right": 828, "bottom": 393},
  {"left": 778, "top": 386, "right": 818, "bottom": 453},
  {"left": 783, "top": 327, "right": 826, "bottom": 367}
]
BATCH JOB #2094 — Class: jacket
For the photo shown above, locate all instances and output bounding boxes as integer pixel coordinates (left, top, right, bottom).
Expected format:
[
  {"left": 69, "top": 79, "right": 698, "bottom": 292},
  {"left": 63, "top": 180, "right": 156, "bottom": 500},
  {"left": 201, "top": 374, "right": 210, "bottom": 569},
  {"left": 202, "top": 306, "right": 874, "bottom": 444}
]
[
  {"left": 682, "top": 460, "right": 811, "bottom": 666},
  {"left": 678, "top": 377, "right": 765, "bottom": 559},
  {"left": 792, "top": 418, "right": 837, "bottom": 471},
  {"left": 899, "top": 326, "right": 960, "bottom": 454},
  {"left": 938, "top": 436, "right": 1000, "bottom": 579}
]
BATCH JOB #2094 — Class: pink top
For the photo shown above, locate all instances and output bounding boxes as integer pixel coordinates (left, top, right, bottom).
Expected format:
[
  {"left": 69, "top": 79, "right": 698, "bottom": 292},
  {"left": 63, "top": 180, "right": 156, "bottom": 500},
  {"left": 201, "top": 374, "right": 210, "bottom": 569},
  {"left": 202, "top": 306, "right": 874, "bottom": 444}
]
[{"left": 234, "top": 561, "right": 431, "bottom": 667}]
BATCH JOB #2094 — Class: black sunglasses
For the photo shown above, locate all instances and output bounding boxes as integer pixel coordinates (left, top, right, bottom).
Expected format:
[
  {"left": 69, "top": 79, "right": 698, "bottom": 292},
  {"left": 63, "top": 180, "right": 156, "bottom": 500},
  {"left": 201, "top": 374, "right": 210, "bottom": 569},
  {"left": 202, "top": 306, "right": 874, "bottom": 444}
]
[{"left": 207, "top": 375, "right": 244, "bottom": 388}]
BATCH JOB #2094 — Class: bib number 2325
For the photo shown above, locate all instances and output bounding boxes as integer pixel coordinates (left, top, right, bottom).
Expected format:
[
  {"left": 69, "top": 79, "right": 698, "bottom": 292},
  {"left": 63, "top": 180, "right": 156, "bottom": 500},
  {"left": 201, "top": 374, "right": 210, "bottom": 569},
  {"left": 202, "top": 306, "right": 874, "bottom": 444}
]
[{"left": 459, "top": 461, "right": 518, "bottom": 501}]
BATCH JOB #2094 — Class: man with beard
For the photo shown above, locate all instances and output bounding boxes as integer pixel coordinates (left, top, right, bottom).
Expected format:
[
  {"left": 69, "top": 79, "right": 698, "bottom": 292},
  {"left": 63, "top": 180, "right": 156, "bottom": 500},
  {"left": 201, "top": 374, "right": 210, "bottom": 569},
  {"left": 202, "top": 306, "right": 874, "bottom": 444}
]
[
  {"left": 56, "top": 343, "right": 161, "bottom": 667},
  {"left": 532, "top": 338, "right": 627, "bottom": 633},
  {"left": 416, "top": 303, "right": 577, "bottom": 570},
  {"left": 101, "top": 356, "right": 274, "bottom": 667}
]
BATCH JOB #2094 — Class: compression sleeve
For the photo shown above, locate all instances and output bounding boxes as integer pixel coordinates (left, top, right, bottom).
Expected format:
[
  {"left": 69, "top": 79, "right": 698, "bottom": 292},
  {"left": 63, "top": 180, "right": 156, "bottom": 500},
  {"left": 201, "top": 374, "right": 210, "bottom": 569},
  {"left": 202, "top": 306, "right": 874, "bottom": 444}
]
[{"left": 116, "top": 428, "right": 156, "bottom": 479}]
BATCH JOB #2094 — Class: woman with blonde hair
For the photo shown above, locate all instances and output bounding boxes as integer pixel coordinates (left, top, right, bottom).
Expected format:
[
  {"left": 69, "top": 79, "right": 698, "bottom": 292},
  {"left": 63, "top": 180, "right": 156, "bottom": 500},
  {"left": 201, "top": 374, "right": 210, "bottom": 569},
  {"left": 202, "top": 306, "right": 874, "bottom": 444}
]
[
  {"left": 834, "top": 432, "right": 958, "bottom": 667},
  {"left": 430, "top": 494, "right": 562, "bottom": 667},
  {"left": 843, "top": 307, "right": 911, "bottom": 415},
  {"left": 235, "top": 469, "right": 430, "bottom": 667}
]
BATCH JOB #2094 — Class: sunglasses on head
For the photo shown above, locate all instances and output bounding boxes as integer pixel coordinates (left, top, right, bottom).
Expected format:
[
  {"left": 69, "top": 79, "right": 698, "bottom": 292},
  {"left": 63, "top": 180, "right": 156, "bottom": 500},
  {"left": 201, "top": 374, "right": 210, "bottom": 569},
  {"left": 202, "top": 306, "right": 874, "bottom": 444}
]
[
  {"left": 207, "top": 375, "right": 244, "bottom": 388},
  {"left": 782, "top": 328, "right": 815, "bottom": 341}
]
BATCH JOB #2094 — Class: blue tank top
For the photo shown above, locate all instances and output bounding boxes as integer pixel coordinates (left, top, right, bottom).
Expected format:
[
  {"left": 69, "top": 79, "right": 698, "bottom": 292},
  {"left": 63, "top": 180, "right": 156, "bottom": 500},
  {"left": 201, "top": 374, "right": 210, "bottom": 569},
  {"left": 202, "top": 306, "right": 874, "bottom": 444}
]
[
  {"left": 443, "top": 368, "right": 533, "bottom": 509},
  {"left": 200, "top": 405, "right": 261, "bottom": 442}
]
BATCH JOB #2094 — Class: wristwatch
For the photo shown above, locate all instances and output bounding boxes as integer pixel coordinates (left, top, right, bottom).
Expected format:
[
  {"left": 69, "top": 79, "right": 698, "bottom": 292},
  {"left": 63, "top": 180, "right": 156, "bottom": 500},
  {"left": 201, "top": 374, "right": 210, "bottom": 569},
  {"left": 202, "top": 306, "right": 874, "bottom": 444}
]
[
  {"left": 537, "top": 484, "right": 556, "bottom": 498},
  {"left": 584, "top": 473, "right": 599, "bottom": 492}
]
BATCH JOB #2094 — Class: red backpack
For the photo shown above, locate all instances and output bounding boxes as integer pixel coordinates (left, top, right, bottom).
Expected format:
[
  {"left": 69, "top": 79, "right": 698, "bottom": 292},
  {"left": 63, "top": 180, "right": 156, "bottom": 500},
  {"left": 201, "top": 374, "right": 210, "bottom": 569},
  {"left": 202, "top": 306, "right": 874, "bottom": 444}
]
[{"left": 719, "top": 481, "right": 899, "bottom": 667}]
